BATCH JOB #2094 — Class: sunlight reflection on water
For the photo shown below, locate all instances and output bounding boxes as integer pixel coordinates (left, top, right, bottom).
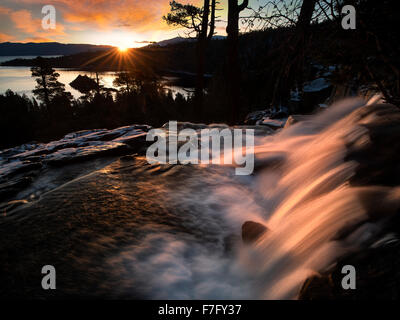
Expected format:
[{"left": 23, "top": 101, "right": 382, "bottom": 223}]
[{"left": 0, "top": 64, "right": 192, "bottom": 99}]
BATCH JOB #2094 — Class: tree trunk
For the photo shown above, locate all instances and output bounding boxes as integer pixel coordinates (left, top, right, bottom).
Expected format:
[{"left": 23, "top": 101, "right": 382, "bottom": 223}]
[
  {"left": 226, "top": 0, "right": 248, "bottom": 124},
  {"left": 95, "top": 72, "right": 101, "bottom": 95},
  {"left": 207, "top": 0, "right": 216, "bottom": 41},
  {"left": 195, "top": 0, "right": 210, "bottom": 101},
  {"left": 42, "top": 74, "right": 50, "bottom": 108}
]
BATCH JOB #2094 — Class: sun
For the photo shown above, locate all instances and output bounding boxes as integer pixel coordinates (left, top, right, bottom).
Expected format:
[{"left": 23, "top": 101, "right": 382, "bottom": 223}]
[{"left": 118, "top": 46, "right": 129, "bottom": 53}]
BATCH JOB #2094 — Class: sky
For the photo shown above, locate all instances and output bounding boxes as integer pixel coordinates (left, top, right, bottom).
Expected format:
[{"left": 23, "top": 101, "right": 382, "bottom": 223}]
[{"left": 0, "top": 0, "right": 254, "bottom": 47}]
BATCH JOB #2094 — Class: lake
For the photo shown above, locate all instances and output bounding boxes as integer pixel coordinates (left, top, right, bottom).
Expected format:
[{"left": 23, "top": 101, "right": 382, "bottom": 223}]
[{"left": 0, "top": 56, "right": 193, "bottom": 99}]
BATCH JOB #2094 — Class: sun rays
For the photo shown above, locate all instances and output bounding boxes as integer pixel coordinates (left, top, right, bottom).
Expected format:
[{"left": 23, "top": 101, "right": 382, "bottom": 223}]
[
  {"left": 76, "top": 42, "right": 164, "bottom": 79},
  {"left": 118, "top": 46, "right": 129, "bottom": 52},
  {"left": 78, "top": 47, "right": 136, "bottom": 71}
]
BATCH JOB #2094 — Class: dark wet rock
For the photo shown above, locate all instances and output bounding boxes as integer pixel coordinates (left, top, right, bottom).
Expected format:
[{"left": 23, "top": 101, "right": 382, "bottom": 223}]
[
  {"left": 45, "top": 142, "right": 129, "bottom": 166},
  {"left": 303, "top": 78, "right": 331, "bottom": 93},
  {"left": 120, "top": 155, "right": 136, "bottom": 161},
  {"left": 0, "top": 176, "right": 33, "bottom": 202},
  {"left": 0, "top": 124, "right": 151, "bottom": 205},
  {"left": 0, "top": 199, "right": 29, "bottom": 214},
  {"left": 245, "top": 110, "right": 269, "bottom": 125},
  {"left": 4, "top": 125, "right": 150, "bottom": 168},
  {"left": 82, "top": 130, "right": 123, "bottom": 142},
  {"left": 242, "top": 221, "right": 268, "bottom": 244},
  {"left": 162, "top": 122, "right": 208, "bottom": 130},
  {"left": 0, "top": 160, "right": 42, "bottom": 179},
  {"left": 299, "top": 240, "right": 400, "bottom": 300},
  {"left": 9, "top": 148, "right": 51, "bottom": 160},
  {"left": 244, "top": 109, "right": 292, "bottom": 129},
  {"left": 344, "top": 104, "right": 400, "bottom": 229},
  {"left": 298, "top": 273, "right": 336, "bottom": 299},
  {"left": 114, "top": 132, "right": 148, "bottom": 150},
  {"left": 345, "top": 103, "right": 400, "bottom": 188},
  {"left": 284, "top": 115, "right": 313, "bottom": 128},
  {"left": 234, "top": 125, "right": 275, "bottom": 136},
  {"left": 259, "top": 118, "right": 287, "bottom": 130},
  {"left": 302, "top": 78, "right": 333, "bottom": 113},
  {"left": 270, "top": 111, "right": 288, "bottom": 119}
]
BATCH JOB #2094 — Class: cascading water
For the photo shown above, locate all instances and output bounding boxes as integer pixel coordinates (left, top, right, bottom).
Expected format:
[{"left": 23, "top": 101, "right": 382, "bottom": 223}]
[
  {"left": 223, "top": 96, "right": 400, "bottom": 299},
  {"left": 235, "top": 97, "right": 382, "bottom": 299}
]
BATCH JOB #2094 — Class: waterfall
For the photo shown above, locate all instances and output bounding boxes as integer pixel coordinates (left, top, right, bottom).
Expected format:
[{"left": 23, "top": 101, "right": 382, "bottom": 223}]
[{"left": 228, "top": 97, "right": 400, "bottom": 299}]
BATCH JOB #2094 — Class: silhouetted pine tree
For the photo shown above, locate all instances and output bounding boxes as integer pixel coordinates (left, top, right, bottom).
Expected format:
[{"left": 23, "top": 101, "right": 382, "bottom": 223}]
[{"left": 31, "top": 57, "right": 72, "bottom": 108}]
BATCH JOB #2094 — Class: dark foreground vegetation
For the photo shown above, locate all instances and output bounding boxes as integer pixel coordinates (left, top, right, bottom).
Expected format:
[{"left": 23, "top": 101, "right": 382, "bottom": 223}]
[
  {"left": 0, "top": 71, "right": 193, "bottom": 149},
  {"left": 1, "top": 0, "right": 399, "bottom": 149}
]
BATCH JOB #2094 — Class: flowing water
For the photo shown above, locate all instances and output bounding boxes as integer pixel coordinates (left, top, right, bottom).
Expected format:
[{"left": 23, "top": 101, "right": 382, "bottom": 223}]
[{"left": 1, "top": 96, "right": 399, "bottom": 299}]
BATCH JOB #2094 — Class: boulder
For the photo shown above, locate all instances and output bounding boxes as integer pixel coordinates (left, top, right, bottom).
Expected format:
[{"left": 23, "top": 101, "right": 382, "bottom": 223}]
[
  {"left": 258, "top": 118, "right": 286, "bottom": 130},
  {"left": 242, "top": 221, "right": 268, "bottom": 244},
  {"left": 299, "top": 240, "right": 400, "bottom": 300},
  {"left": 244, "top": 110, "right": 269, "bottom": 125},
  {"left": 284, "top": 115, "right": 313, "bottom": 128}
]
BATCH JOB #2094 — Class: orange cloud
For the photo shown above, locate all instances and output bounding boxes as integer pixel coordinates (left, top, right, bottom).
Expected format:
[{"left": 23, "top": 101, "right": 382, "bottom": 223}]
[
  {"left": 0, "top": 32, "right": 15, "bottom": 42},
  {"left": 9, "top": 8, "right": 67, "bottom": 41},
  {"left": 61, "top": 0, "right": 174, "bottom": 31},
  {"left": 0, "top": 6, "right": 11, "bottom": 15},
  {"left": 9, "top": 0, "right": 204, "bottom": 31},
  {"left": 10, "top": 9, "right": 38, "bottom": 33},
  {"left": 1, "top": 0, "right": 221, "bottom": 43}
]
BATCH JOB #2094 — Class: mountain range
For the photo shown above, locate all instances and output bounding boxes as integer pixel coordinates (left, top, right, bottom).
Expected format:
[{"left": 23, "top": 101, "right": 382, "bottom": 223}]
[
  {"left": 0, "top": 36, "right": 227, "bottom": 56},
  {"left": 149, "top": 35, "right": 225, "bottom": 47},
  {"left": 0, "top": 42, "right": 113, "bottom": 56}
]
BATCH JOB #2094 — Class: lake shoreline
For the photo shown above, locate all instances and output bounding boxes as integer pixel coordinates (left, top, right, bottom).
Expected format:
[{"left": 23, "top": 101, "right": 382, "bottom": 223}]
[{"left": 0, "top": 61, "right": 195, "bottom": 99}]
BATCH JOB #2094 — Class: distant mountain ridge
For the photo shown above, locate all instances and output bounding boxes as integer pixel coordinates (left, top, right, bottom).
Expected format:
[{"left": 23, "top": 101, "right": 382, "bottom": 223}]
[
  {"left": 149, "top": 35, "right": 226, "bottom": 47},
  {"left": 0, "top": 42, "right": 113, "bottom": 56},
  {"left": 0, "top": 37, "right": 227, "bottom": 56}
]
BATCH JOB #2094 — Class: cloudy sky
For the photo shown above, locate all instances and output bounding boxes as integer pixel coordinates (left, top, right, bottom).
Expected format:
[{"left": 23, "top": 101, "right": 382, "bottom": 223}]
[{"left": 0, "top": 0, "right": 251, "bottom": 47}]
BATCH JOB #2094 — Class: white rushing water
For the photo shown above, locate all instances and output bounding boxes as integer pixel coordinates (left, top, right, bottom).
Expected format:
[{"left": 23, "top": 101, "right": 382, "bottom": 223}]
[
  {"left": 116, "top": 96, "right": 400, "bottom": 299},
  {"left": 229, "top": 96, "right": 400, "bottom": 299}
]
